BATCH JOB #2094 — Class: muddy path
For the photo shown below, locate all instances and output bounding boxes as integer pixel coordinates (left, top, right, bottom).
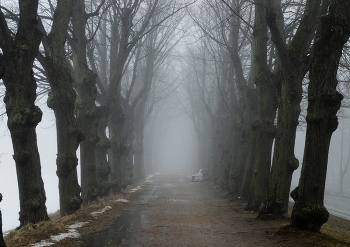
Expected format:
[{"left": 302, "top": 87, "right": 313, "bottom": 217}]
[
  {"left": 80, "top": 173, "right": 350, "bottom": 247},
  {"left": 5, "top": 173, "right": 350, "bottom": 247}
]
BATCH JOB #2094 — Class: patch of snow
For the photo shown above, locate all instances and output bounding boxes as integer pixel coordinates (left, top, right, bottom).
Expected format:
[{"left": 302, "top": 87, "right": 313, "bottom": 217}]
[
  {"left": 50, "top": 229, "right": 79, "bottom": 242},
  {"left": 31, "top": 240, "right": 55, "bottom": 247},
  {"left": 129, "top": 186, "right": 141, "bottom": 193},
  {"left": 115, "top": 198, "right": 129, "bottom": 203},
  {"left": 90, "top": 206, "right": 112, "bottom": 217},
  {"left": 31, "top": 222, "right": 88, "bottom": 247},
  {"left": 67, "top": 222, "right": 88, "bottom": 229},
  {"left": 146, "top": 176, "right": 154, "bottom": 182}
]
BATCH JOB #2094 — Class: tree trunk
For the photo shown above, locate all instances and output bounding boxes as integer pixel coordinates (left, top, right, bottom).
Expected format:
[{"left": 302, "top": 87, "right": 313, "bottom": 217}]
[
  {"left": 133, "top": 120, "right": 144, "bottom": 182},
  {"left": 228, "top": 127, "right": 243, "bottom": 195},
  {"left": 0, "top": 1, "right": 49, "bottom": 227},
  {"left": 246, "top": 0, "right": 277, "bottom": 212},
  {"left": 241, "top": 133, "right": 257, "bottom": 199},
  {"left": 117, "top": 92, "right": 137, "bottom": 188},
  {"left": 106, "top": 7, "right": 134, "bottom": 192},
  {"left": 109, "top": 102, "right": 126, "bottom": 192},
  {"left": 96, "top": 106, "right": 112, "bottom": 196},
  {"left": 231, "top": 101, "right": 255, "bottom": 197},
  {"left": 43, "top": 0, "right": 83, "bottom": 216},
  {"left": 259, "top": 0, "right": 322, "bottom": 217},
  {"left": 228, "top": 76, "right": 246, "bottom": 193},
  {"left": 71, "top": 0, "right": 99, "bottom": 204},
  {"left": 120, "top": 109, "right": 134, "bottom": 187},
  {"left": 0, "top": 194, "right": 6, "bottom": 247},
  {"left": 291, "top": 0, "right": 350, "bottom": 231},
  {"left": 227, "top": 1, "right": 257, "bottom": 198}
]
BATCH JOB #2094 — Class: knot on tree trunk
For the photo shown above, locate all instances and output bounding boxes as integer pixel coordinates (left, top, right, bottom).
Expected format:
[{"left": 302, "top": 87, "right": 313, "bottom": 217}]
[
  {"left": 287, "top": 157, "right": 299, "bottom": 170},
  {"left": 291, "top": 204, "right": 329, "bottom": 231},
  {"left": 322, "top": 90, "right": 343, "bottom": 108},
  {"left": 56, "top": 153, "right": 78, "bottom": 178},
  {"left": 30, "top": 199, "right": 41, "bottom": 209},
  {"left": 69, "top": 126, "right": 85, "bottom": 143},
  {"left": 69, "top": 196, "right": 83, "bottom": 212},
  {"left": 13, "top": 150, "right": 30, "bottom": 165},
  {"left": 290, "top": 186, "right": 299, "bottom": 201},
  {"left": 97, "top": 162, "right": 111, "bottom": 177},
  {"left": 47, "top": 91, "right": 55, "bottom": 109},
  {"left": 8, "top": 106, "right": 43, "bottom": 129}
]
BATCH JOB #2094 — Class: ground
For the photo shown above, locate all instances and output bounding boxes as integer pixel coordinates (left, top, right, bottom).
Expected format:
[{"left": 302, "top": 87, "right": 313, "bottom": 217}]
[{"left": 4, "top": 173, "right": 350, "bottom": 247}]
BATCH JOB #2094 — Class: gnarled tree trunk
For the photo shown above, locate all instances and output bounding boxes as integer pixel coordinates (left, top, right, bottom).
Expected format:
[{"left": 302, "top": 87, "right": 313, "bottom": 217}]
[
  {"left": 42, "top": 0, "right": 83, "bottom": 216},
  {"left": 246, "top": 0, "right": 277, "bottom": 211},
  {"left": 96, "top": 106, "right": 112, "bottom": 196},
  {"left": 258, "top": 0, "right": 322, "bottom": 217},
  {"left": 0, "top": 1, "right": 49, "bottom": 227},
  {"left": 71, "top": 0, "right": 100, "bottom": 204},
  {"left": 291, "top": 0, "right": 350, "bottom": 231}
]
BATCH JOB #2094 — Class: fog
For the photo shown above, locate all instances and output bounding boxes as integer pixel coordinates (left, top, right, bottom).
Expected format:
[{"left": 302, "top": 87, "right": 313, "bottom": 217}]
[
  {"left": 2, "top": 91, "right": 350, "bottom": 231},
  {"left": 1, "top": 88, "right": 350, "bottom": 232},
  {"left": 0, "top": 84, "right": 201, "bottom": 231},
  {"left": 1, "top": 1, "right": 350, "bottom": 233},
  {"left": 149, "top": 102, "right": 199, "bottom": 175}
]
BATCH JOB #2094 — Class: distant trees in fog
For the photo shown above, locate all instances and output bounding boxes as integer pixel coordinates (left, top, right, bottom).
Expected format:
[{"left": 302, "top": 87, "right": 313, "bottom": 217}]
[{"left": 183, "top": 0, "right": 350, "bottom": 231}]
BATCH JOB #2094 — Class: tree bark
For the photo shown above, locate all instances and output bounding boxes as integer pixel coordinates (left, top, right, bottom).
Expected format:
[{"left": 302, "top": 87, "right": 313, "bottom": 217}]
[
  {"left": 95, "top": 106, "right": 112, "bottom": 196},
  {"left": 291, "top": 0, "right": 350, "bottom": 231},
  {"left": 0, "top": 1, "right": 49, "bottom": 227},
  {"left": 71, "top": 0, "right": 99, "bottom": 204},
  {"left": 227, "top": 1, "right": 257, "bottom": 194},
  {"left": 227, "top": 125, "right": 241, "bottom": 194},
  {"left": 133, "top": 109, "right": 145, "bottom": 182},
  {"left": 258, "top": 0, "right": 322, "bottom": 217},
  {"left": 107, "top": 6, "right": 133, "bottom": 192},
  {"left": 109, "top": 102, "right": 126, "bottom": 192},
  {"left": 0, "top": 194, "right": 6, "bottom": 247},
  {"left": 246, "top": 0, "right": 277, "bottom": 212},
  {"left": 42, "top": 0, "right": 83, "bottom": 216}
]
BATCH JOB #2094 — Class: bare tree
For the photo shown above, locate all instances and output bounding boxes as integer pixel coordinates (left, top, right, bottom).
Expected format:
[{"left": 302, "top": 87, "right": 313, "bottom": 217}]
[
  {"left": 86, "top": 0, "right": 189, "bottom": 192},
  {"left": 70, "top": 0, "right": 105, "bottom": 205},
  {"left": 245, "top": 0, "right": 277, "bottom": 212},
  {"left": 258, "top": 0, "right": 324, "bottom": 216},
  {"left": 0, "top": 0, "right": 49, "bottom": 227},
  {"left": 291, "top": 0, "right": 350, "bottom": 231},
  {"left": 38, "top": 0, "right": 83, "bottom": 216}
]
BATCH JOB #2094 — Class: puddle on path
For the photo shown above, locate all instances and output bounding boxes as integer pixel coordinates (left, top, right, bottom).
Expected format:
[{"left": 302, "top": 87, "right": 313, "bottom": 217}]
[{"left": 82, "top": 210, "right": 147, "bottom": 247}]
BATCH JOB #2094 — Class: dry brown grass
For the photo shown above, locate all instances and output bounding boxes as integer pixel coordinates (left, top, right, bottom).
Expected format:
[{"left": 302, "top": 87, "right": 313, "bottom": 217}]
[
  {"left": 4, "top": 219, "right": 66, "bottom": 246},
  {"left": 3, "top": 183, "right": 142, "bottom": 247}
]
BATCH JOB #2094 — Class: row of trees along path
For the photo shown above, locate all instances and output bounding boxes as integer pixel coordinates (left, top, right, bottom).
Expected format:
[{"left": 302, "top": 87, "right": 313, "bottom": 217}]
[{"left": 0, "top": 0, "right": 350, "bottom": 245}]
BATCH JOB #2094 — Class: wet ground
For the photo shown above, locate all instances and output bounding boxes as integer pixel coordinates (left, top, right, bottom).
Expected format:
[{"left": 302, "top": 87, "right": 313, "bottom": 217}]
[
  {"left": 78, "top": 173, "right": 350, "bottom": 247},
  {"left": 82, "top": 173, "right": 246, "bottom": 246},
  {"left": 5, "top": 172, "right": 350, "bottom": 246}
]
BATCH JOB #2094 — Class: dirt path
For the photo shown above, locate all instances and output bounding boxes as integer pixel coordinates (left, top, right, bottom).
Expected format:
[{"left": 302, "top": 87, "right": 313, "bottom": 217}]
[
  {"left": 81, "top": 173, "right": 350, "bottom": 247},
  {"left": 5, "top": 173, "right": 350, "bottom": 246}
]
